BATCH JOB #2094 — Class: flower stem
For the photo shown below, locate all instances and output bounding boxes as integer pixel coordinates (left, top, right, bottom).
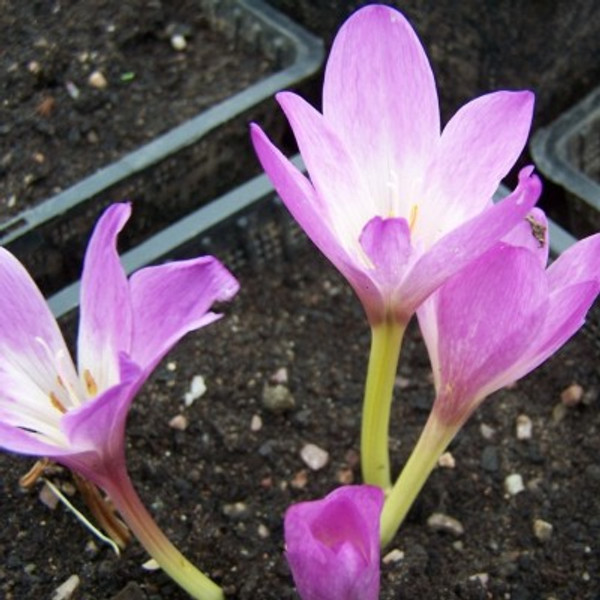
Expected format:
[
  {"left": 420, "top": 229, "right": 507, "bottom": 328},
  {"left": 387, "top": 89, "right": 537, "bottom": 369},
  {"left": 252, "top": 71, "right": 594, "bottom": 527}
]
[
  {"left": 379, "top": 411, "right": 456, "bottom": 548},
  {"left": 361, "top": 320, "right": 406, "bottom": 490},
  {"left": 101, "top": 463, "right": 223, "bottom": 600}
]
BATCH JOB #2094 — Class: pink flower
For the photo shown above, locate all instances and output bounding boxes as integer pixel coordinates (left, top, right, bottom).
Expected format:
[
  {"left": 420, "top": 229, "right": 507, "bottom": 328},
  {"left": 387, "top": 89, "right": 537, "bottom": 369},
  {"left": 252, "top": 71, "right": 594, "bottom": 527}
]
[
  {"left": 0, "top": 203, "right": 239, "bottom": 486},
  {"left": 285, "top": 485, "right": 384, "bottom": 600},
  {"left": 419, "top": 214, "right": 600, "bottom": 427},
  {"left": 251, "top": 4, "right": 540, "bottom": 325}
]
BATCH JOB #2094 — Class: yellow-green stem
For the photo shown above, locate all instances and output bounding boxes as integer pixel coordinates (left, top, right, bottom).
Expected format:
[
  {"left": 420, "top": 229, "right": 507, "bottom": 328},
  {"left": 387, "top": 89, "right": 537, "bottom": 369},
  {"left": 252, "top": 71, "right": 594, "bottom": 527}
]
[
  {"left": 361, "top": 320, "right": 406, "bottom": 490},
  {"left": 102, "top": 464, "right": 223, "bottom": 600},
  {"left": 380, "top": 411, "right": 457, "bottom": 548}
]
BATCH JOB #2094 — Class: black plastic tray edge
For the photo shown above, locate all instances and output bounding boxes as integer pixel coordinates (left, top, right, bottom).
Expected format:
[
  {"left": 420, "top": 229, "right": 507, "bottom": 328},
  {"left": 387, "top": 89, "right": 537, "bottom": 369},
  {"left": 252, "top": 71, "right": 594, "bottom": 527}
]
[{"left": 0, "top": 0, "right": 324, "bottom": 245}]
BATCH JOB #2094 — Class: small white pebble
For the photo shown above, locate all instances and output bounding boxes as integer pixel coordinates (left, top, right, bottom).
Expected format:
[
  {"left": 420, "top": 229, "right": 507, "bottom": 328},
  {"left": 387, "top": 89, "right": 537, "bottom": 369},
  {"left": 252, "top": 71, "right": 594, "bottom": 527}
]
[
  {"left": 39, "top": 482, "right": 59, "bottom": 510},
  {"left": 142, "top": 558, "right": 160, "bottom": 571},
  {"left": 184, "top": 375, "right": 206, "bottom": 406},
  {"left": 257, "top": 523, "right": 270, "bottom": 539},
  {"left": 438, "top": 451, "right": 456, "bottom": 469},
  {"left": 65, "top": 80, "right": 80, "bottom": 99},
  {"left": 168, "top": 414, "right": 188, "bottom": 431},
  {"left": 427, "top": 512, "right": 464, "bottom": 536},
  {"left": 270, "top": 367, "right": 288, "bottom": 384},
  {"left": 480, "top": 423, "right": 495, "bottom": 440},
  {"left": 88, "top": 70, "right": 108, "bottom": 89},
  {"left": 516, "top": 414, "right": 533, "bottom": 440},
  {"left": 171, "top": 34, "right": 187, "bottom": 51},
  {"left": 533, "top": 518, "right": 553, "bottom": 542},
  {"left": 28, "top": 60, "right": 42, "bottom": 75},
  {"left": 300, "top": 443, "right": 329, "bottom": 471},
  {"left": 468, "top": 573, "right": 489, "bottom": 587},
  {"left": 382, "top": 548, "right": 404, "bottom": 564},
  {"left": 250, "top": 414, "right": 262, "bottom": 432},
  {"left": 51, "top": 574, "right": 80, "bottom": 600},
  {"left": 505, "top": 473, "right": 525, "bottom": 496},
  {"left": 166, "top": 361, "right": 177, "bottom": 371},
  {"left": 561, "top": 383, "right": 584, "bottom": 407}
]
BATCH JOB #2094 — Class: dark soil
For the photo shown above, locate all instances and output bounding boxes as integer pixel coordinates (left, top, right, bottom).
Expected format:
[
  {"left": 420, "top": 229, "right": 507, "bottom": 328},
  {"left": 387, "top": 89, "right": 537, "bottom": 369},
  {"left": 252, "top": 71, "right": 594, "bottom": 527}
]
[
  {"left": 0, "top": 0, "right": 273, "bottom": 220},
  {"left": 0, "top": 237, "right": 599, "bottom": 600}
]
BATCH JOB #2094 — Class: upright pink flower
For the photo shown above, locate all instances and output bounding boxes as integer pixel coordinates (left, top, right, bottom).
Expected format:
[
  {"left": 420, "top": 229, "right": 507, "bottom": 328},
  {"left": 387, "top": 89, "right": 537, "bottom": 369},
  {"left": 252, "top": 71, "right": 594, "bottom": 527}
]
[
  {"left": 251, "top": 4, "right": 539, "bottom": 326},
  {"left": 379, "top": 216, "right": 600, "bottom": 546},
  {"left": 0, "top": 203, "right": 238, "bottom": 600},
  {"left": 251, "top": 3, "right": 541, "bottom": 490},
  {"left": 285, "top": 485, "right": 384, "bottom": 600}
]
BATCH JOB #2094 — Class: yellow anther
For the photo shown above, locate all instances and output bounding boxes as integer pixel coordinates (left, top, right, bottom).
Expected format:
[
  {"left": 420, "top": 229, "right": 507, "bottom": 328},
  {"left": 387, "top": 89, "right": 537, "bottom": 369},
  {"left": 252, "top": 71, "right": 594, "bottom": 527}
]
[
  {"left": 408, "top": 204, "right": 419, "bottom": 231},
  {"left": 50, "top": 392, "right": 67, "bottom": 414},
  {"left": 84, "top": 369, "right": 98, "bottom": 397}
]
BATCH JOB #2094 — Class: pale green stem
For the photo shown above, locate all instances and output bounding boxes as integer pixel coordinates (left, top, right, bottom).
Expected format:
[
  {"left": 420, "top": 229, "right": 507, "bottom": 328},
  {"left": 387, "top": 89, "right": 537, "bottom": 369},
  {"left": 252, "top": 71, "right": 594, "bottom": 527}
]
[
  {"left": 361, "top": 320, "right": 406, "bottom": 490},
  {"left": 380, "top": 411, "right": 458, "bottom": 548},
  {"left": 101, "top": 463, "right": 223, "bottom": 600}
]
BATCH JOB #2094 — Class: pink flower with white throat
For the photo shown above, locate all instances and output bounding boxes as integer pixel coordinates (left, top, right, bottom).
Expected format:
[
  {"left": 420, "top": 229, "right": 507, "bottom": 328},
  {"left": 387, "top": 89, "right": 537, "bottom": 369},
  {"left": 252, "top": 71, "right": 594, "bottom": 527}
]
[{"left": 251, "top": 4, "right": 540, "bottom": 325}]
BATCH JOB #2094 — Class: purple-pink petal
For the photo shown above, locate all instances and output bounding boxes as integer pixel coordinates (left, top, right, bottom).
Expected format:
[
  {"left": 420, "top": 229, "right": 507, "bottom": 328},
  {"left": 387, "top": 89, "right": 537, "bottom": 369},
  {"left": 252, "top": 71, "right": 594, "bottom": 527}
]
[
  {"left": 285, "top": 485, "right": 383, "bottom": 600},
  {"left": 128, "top": 256, "right": 239, "bottom": 377},
  {"left": 323, "top": 4, "right": 439, "bottom": 198},
  {"left": 77, "top": 203, "right": 133, "bottom": 391}
]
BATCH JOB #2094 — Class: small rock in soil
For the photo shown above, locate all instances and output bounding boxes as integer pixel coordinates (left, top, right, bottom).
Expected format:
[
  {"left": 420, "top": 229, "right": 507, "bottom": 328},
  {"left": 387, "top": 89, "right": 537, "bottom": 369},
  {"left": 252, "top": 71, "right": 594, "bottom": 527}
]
[
  {"left": 290, "top": 469, "right": 308, "bottom": 489},
  {"left": 382, "top": 548, "right": 404, "bottom": 564},
  {"left": 110, "top": 581, "right": 147, "bottom": 600},
  {"left": 184, "top": 374, "right": 206, "bottom": 406},
  {"left": 270, "top": 366, "right": 289, "bottom": 384},
  {"left": 250, "top": 414, "right": 262, "bottom": 432},
  {"left": 481, "top": 445, "right": 499, "bottom": 472},
  {"left": 438, "top": 451, "right": 456, "bottom": 468},
  {"left": 222, "top": 501, "right": 249, "bottom": 520},
  {"left": 533, "top": 518, "right": 553, "bottom": 542},
  {"left": 561, "top": 383, "right": 584, "bottom": 406},
  {"left": 426, "top": 512, "right": 464, "bottom": 536},
  {"left": 300, "top": 443, "right": 329, "bottom": 471},
  {"left": 257, "top": 523, "right": 270, "bottom": 539},
  {"left": 505, "top": 473, "right": 525, "bottom": 496},
  {"left": 51, "top": 574, "right": 80, "bottom": 600},
  {"left": 39, "top": 482, "right": 59, "bottom": 509},
  {"left": 170, "top": 34, "right": 187, "bottom": 51},
  {"left": 336, "top": 467, "right": 354, "bottom": 484},
  {"left": 480, "top": 423, "right": 495, "bottom": 439},
  {"left": 516, "top": 414, "right": 533, "bottom": 440},
  {"left": 168, "top": 414, "right": 188, "bottom": 431},
  {"left": 262, "top": 382, "right": 295, "bottom": 413},
  {"left": 552, "top": 402, "right": 568, "bottom": 422},
  {"left": 88, "top": 70, "right": 108, "bottom": 89}
]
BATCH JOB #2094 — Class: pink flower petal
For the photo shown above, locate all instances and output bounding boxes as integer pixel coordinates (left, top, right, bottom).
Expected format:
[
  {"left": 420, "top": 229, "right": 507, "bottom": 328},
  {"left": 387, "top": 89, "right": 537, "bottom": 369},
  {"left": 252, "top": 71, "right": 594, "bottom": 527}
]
[
  {"left": 128, "top": 256, "right": 239, "bottom": 376},
  {"left": 502, "top": 207, "right": 549, "bottom": 267},
  {"left": 420, "top": 91, "right": 534, "bottom": 235},
  {"left": 323, "top": 4, "right": 439, "bottom": 205},
  {"left": 77, "top": 203, "right": 133, "bottom": 391},
  {"left": 285, "top": 485, "right": 383, "bottom": 600},
  {"left": 400, "top": 167, "right": 542, "bottom": 321}
]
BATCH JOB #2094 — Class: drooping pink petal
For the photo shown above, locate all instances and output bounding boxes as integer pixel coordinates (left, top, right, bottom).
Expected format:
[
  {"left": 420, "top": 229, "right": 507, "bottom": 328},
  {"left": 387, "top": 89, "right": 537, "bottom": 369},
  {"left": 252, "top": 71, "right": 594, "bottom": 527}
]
[
  {"left": 285, "top": 485, "right": 383, "bottom": 600},
  {"left": 77, "top": 203, "right": 133, "bottom": 392},
  {"left": 128, "top": 256, "right": 239, "bottom": 376},
  {"left": 429, "top": 245, "right": 549, "bottom": 418},
  {"left": 399, "top": 167, "right": 542, "bottom": 321},
  {"left": 419, "top": 91, "right": 534, "bottom": 239},
  {"left": 323, "top": 4, "right": 439, "bottom": 207},
  {"left": 546, "top": 232, "right": 600, "bottom": 292}
]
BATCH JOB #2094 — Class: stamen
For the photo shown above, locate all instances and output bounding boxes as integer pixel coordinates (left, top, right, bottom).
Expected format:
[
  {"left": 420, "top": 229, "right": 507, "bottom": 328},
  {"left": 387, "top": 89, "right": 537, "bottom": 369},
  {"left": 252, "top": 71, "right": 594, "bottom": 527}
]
[
  {"left": 84, "top": 369, "right": 98, "bottom": 397},
  {"left": 50, "top": 392, "right": 67, "bottom": 414},
  {"left": 408, "top": 204, "right": 419, "bottom": 231}
]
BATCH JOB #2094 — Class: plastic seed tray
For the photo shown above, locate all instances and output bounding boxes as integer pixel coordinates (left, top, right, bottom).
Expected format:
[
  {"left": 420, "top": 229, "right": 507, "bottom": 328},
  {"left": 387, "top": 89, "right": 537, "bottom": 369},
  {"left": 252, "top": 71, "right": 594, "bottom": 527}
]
[
  {"left": 531, "top": 85, "right": 600, "bottom": 238},
  {"left": 0, "top": 0, "right": 323, "bottom": 298}
]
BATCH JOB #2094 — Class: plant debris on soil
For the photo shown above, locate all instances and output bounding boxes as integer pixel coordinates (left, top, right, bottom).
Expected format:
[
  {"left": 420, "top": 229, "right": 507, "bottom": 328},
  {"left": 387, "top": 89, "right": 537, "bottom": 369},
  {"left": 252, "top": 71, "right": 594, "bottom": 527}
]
[
  {"left": 0, "top": 0, "right": 273, "bottom": 219},
  {"left": 0, "top": 237, "right": 598, "bottom": 600}
]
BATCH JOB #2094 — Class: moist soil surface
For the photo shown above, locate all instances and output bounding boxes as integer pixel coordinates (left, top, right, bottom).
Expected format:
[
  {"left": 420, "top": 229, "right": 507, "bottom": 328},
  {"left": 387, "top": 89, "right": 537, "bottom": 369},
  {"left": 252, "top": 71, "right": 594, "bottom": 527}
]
[
  {"left": 0, "top": 0, "right": 273, "bottom": 220},
  {"left": 0, "top": 240, "right": 599, "bottom": 600}
]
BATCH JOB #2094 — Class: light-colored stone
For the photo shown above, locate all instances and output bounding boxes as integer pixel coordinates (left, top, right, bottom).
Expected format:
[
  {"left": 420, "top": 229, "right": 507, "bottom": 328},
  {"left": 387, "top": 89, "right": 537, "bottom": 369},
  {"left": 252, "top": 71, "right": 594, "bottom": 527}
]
[
  {"left": 290, "top": 469, "right": 308, "bottom": 489},
  {"left": 168, "top": 414, "right": 188, "bottom": 431},
  {"left": 88, "top": 70, "right": 108, "bottom": 89},
  {"left": 438, "top": 451, "right": 456, "bottom": 469},
  {"left": 270, "top": 367, "right": 288, "bottom": 384},
  {"left": 300, "top": 443, "right": 329, "bottom": 471},
  {"left": 170, "top": 34, "right": 187, "bottom": 51},
  {"left": 516, "top": 414, "right": 533, "bottom": 440},
  {"left": 257, "top": 523, "right": 270, "bottom": 539},
  {"left": 39, "top": 482, "right": 59, "bottom": 510},
  {"left": 382, "top": 548, "right": 404, "bottom": 564},
  {"left": 51, "top": 575, "right": 80, "bottom": 600},
  {"left": 561, "top": 383, "right": 584, "bottom": 407},
  {"left": 426, "top": 512, "right": 464, "bottom": 536},
  {"left": 480, "top": 423, "right": 495, "bottom": 440},
  {"left": 250, "top": 414, "right": 263, "bottom": 432},
  {"left": 505, "top": 473, "right": 525, "bottom": 496},
  {"left": 184, "top": 375, "right": 206, "bottom": 406},
  {"left": 262, "top": 383, "right": 295, "bottom": 413},
  {"left": 533, "top": 518, "right": 553, "bottom": 542}
]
